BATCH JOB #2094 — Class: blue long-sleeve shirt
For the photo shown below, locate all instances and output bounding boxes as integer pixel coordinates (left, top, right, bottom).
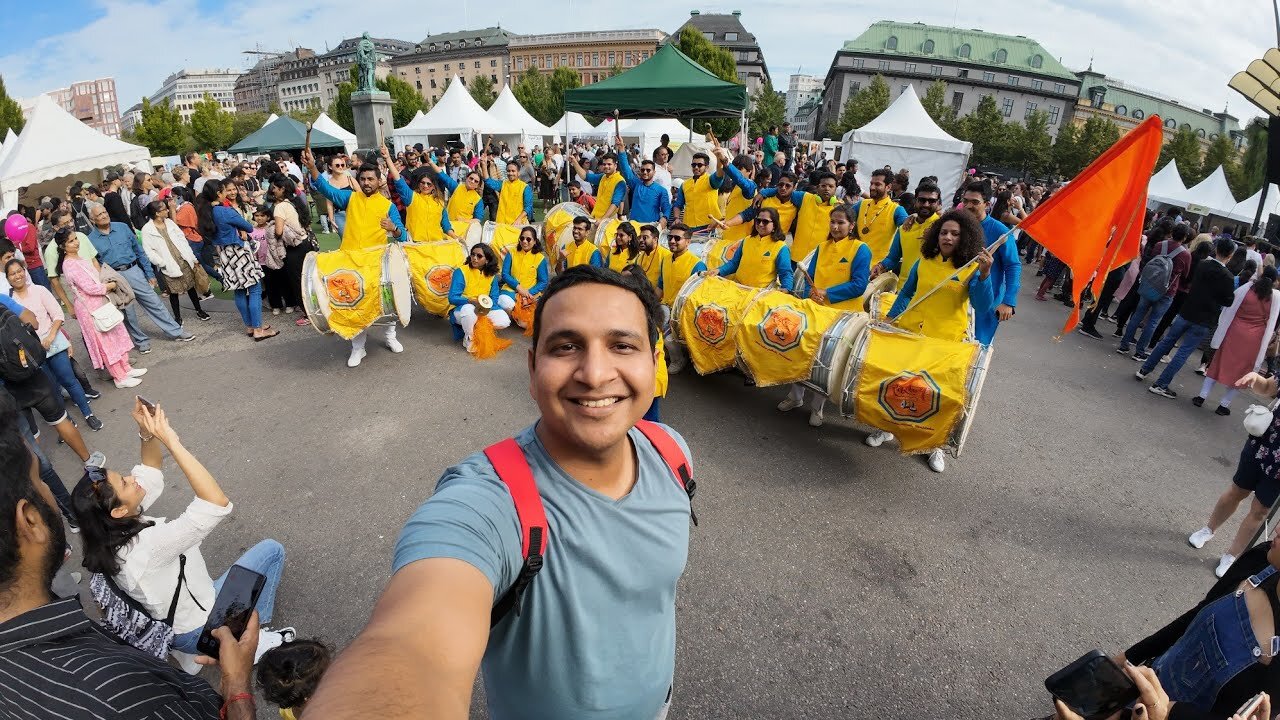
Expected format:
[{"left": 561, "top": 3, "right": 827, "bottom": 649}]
[
  {"left": 501, "top": 253, "right": 549, "bottom": 295},
  {"left": 436, "top": 173, "right": 486, "bottom": 221},
  {"left": 448, "top": 267, "right": 500, "bottom": 311},
  {"left": 802, "top": 243, "right": 871, "bottom": 305},
  {"left": 209, "top": 206, "right": 254, "bottom": 246},
  {"left": 616, "top": 154, "right": 671, "bottom": 223},
  {"left": 720, "top": 162, "right": 757, "bottom": 202},
  {"left": 718, "top": 241, "right": 794, "bottom": 291},
  {"left": 887, "top": 260, "right": 996, "bottom": 345},
  {"left": 312, "top": 174, "right": 407, "bottom": 237},
  {"left": 584, "top": 171, "right": 628, "bottom": 211},
  {"left": 973, "top": 214, "right": 1021, "bottom": 345},
  {"left": 391, "top": 177, "right": 454, "bottom": 236},
  {"left": 88, "top": 222, "right": 155, "bottom": 279},
  {"left": 483, "top": 178, "right": 534, "bottom": 221}
]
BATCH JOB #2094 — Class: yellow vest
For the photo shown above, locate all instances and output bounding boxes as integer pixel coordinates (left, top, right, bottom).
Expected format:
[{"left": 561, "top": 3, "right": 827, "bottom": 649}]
[
  {"left": 341, "top": 191, "right": 393, "bottom": 252},
  {"left": 812, "top": 237, "right": 868, "bottom": 311},
  {"left": 606, "top": 245, "right": 635, "bottom": 272},
  {"left": 451, "top": 264, "right": 494, "bottom": 312},
  {"left": 733, "top": 235, "right": 786, "bottom": 288},
  {"left": 855, "top": 196, "right": 901, "bottom": 263},
  {"left": 896, "top": 255, "right": 976, "bottom": 342},
  {"left": 565, "top": 239, "right": 598, "bottom": 268},
  {"left": 681, "top": 173, "right": 721, "bottom": 228},
  {"left": 897, "top": 213, "right": 939, "bottom": 276},
  {"left": 762, "top": 195, "right": 797, "bottom": 235},
  {"left": 593, "top": 172, "right": 625, "bottom": 219},
  {"left": 496, "top": 180, "right": 528, "bottom": 225},
  {"left": 662, "top": 251, "right": 702, "bottom": 306},
  {"left": 447, "top": 186, "right": 481, "bottom": 222},
  {"left": 639, "top": 245, "right": 670, "bottom": 287},
  {"left": 508, "top": 250, "right": 545, "bottom": 292},
  {"left": 722, "top": 187, "right": 755, "bottom": 244},
  {"left": 405, "top": 194, "right": 446, "bottom": 242},
  {"left": 654, "top": 334, "right": 668, "bottom": 398},
  {"left": 792, "top": 193, "right": 836, "bottom": 265}
]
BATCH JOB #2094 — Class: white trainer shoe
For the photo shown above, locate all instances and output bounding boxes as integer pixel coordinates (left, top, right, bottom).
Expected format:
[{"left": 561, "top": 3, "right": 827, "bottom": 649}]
[
  {"left": 253, "top": 627, "right": 296, "bottom": 664},
  {"left": 1188, "top": 527, "right": 1214, "bottom": 549},
  {"left": 864, "top": 430, "right": 894, "bottom": 447},
  {"left": 1215, "top": 553, "right": 1236, "bottom": 578},
  {"left": 347, "top": 347, "right": 367, "bottom": 368},
  {"left": 927, "top": 449, "right": 946, "bottom": 473},
  {"left": 777, "top": 397, "right": 802, "bottom": 412},
  {"left": 386, "top": 337, "right": 404, "bottom": 353},
  {"left": 127, "top": 368, "right": 148, "bottom": 378},
  {"left": 808, "top": 410, "right": 824, "bottom": 427},
  {"left": 113, "top": 377, "right": 141, "bottom": 389}
]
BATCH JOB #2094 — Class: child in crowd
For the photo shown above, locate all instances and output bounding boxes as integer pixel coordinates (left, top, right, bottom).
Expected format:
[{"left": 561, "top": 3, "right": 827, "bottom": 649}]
[
  {"left": 256, "top": 639, "right": 332, "bottom": 720},
  {"left": 251, "top": 205, "right": 287, "bottom": 315}
]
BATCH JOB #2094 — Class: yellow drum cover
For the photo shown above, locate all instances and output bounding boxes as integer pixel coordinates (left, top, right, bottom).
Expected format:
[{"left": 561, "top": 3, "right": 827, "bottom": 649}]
[
  {"left": 594, "top": 219, "right": 642, "bottom": 255},
  {"left": 312, "top": 247, "right": 391, "bottom": 340},
  {"left": 484, "top": 222, "right": 525, "bottom": 261},
  {"left": 404, "top": 241, "right": 466, "bottom": 317},
  {"left": 703, "top": 235, "right": 742, "bottom": 272},
  {"left": 674, "top": 275, "right": 756, "bottom": 375},
  {"left": 860, "top": 271, "right": 897, "bottom": 312},
  {"left": 543, "top": 202, "right": 589, "bottom": 246},
  {"left": 736, "top": 290, "right": 847, "bottom": 387}
]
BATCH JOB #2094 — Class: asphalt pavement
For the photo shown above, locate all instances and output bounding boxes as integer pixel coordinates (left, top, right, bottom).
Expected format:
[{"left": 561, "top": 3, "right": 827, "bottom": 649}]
[{"left": 41, "top": 266, "right": 1255, "bottom": 718}]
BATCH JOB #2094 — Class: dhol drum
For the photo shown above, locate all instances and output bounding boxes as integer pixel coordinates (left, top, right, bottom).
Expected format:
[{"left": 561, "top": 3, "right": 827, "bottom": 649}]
[
  {"left": 735, "top": 288, "right": 864, "bottom": 389},
  {"left": 593, "top": 218, "right": 642, "bottom": 252},
  {"left": 702, "top": 233, "right": 742, "bottom": 272},
  {"left": 801, "top": 311, "right": 870, "bottom": 396},
  {"left": 403, "top": 240, "right": 466, "bottom": 318},
  {"left": 303, "top": 244, "right": 412, "bottom": 339},
  {"left": 859, "top": 271, "right": 897, "bottom": 312},
  {"left": 543, "top": 202, "right": 590, "bottom": 247},
  {"left": 672, "top": 274, "right": 758, "bottom": 375},
  {"left": 462, "top": 220, "right": 483, "bottom": 251},
  {"left": 482, "top": 221, "right": 530, "bottom": 261},
  {"left": 868, "top": 291, "right": 897, "bottom": 323},
  {"left": 838, "top": 324, "right": 991, "bottom": 457},
  {"left": 688, "top": 227, "right": 718, "bottom": 264}
]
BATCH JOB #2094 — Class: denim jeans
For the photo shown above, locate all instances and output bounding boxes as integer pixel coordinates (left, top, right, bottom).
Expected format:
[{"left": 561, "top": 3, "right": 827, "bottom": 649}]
[
  {"left": 118, "top": 264, "right": 186, "bottom": 348},
  {"left": 43, "top": 349, "right": 92, "bottom": 418},
  {"left": 18, "top": 411, "right": 74, "bottom": 521},
  {"left": 1121, "top": 292, "right": 1173, "bottom": 353},
  {"left": 232, "top": 284, "right": 263, "bottom": 328},
  {"left": 170, "top": 539, "right": 287, "bottom": 653},
  {"left": 28, "top": 266, "right": 51, "bottom": 291},
  {"left": 1140, "top": 315, "right": 1212, "bottom": 388},
  {"left": 190, "top": 240, "right": 223, "bottom": 286}
]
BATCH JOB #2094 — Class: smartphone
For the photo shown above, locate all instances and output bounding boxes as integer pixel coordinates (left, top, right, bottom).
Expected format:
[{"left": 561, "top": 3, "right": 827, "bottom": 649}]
[
  {"left": 136, "top": 396, "right": 156, "bottom": 414},
  {"left": 195, "top": 566, "right": 265, "bottom": 657},
  {"left": 1044, "top": 650, "right": 1139, "bottom": 720},
  {"left": 1236, "top": 692, "right": 1266, "bottom": 719}
]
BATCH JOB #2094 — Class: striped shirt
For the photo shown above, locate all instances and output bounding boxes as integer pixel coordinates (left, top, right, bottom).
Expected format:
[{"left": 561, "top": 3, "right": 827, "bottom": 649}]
[{"left": 0, "top": 596, "right": 222, "bottom": 719}]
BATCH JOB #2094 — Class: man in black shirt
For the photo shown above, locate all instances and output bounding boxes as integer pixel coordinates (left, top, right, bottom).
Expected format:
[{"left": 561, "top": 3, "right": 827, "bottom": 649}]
[
  {"left": 1137, "top": 236, "right": 1237, "bottom": 397},
  {"left": 101, "top": 171, "right": 132, "bottom": 227}
]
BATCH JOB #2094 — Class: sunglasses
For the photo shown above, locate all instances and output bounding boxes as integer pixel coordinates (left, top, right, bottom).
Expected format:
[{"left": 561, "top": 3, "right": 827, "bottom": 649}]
[
  {"left": 754, "top": 218, "right": 774, "bottom": 225},
  {"left": 690, "top": 162, "right": 706, "bottom": 168}
]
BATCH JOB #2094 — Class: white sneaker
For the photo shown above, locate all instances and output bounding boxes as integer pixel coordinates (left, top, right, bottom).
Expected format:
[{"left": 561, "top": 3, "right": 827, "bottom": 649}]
[
  {"left": 386, "top": 337, "right": 404, "bottom": 353},
  {"left": 808, "top": 410, "right": 824, "bottom": 427},
  {"left": 271, "top": 308, "right": 281, "bottom": 316},
  {"left": 347, "top": 347, "right": 366, "bottom": 368},
  {"left": 864, "top": 430, "right": 894, "bottom": 447},
  {"left": 113, "top": 377, "right": 141, "bottom": 389},
  {"left": 253, "top": 627, "right": 294, "bottom": 664},
  {"left": 1188, "top": 526, "right": 1214, "bottom": 549},
  {"left": 777, "top": 397, "right": 802, "bottom": 412},
  {"left": 127, "top": 368, "right": 148, "bottom": 378},
  {"left": 1215, "top": 553, "right": 1236, "bottom": 578},
  {"left": 928, "top": 449, "right": 946, "bottom": 473}
]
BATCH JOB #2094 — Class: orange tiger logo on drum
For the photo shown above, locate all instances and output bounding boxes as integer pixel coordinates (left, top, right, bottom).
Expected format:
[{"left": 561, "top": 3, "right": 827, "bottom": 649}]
[
  {"left": 694, "top": 303, "right": 729, "bottom": 344},
  {"left": 877, "top": 371, "right": 941, "bottom": 423},
  {"left": 757, "top": 305, "right": 806, "bottom": 353},
  {"left": 324, "top": 270, "right": 365, "bottom": 308},
  {"left": 426, "top": 265, "right": 453, "bottom": 296},
  {"left": 718, "top": 240, "right": 742, "bottom": 265}
]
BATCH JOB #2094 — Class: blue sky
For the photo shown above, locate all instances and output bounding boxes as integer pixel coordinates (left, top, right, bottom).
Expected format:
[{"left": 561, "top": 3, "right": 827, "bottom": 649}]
[{"left": 4, "top": 0, "right": 1272, "bottom": 126}]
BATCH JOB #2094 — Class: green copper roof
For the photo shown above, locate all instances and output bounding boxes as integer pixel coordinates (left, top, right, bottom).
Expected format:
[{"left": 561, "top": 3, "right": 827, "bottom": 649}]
[
  {"left": 1077, "top": 71, "right": 1239, "bottom": 138},
  {"left": 841, "top": 21, "right": 1077, "bottom": 81}
]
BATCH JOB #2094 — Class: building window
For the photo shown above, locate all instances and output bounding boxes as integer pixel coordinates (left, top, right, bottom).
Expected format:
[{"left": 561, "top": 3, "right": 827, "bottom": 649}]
[
  {"left": 1053, "top": 82, "right": 1066, "bottom": 93},
  {"left": 1007, "top": 76, "right": 1019, "bottom": 86},
  {"left": 951, "top": 91, "right": 964, "bottom": 112},
  {"left": 608, "top": 51, "right": 615, "bottom": 66},
  {"left": 444, "top": 63, "right": 450, "bottom": 71},
  {"left": 854, "top": 58, "right": 865, "bottom": 69},
  {"left": 923, "top": 39, "right": 935, "bottom": 54},
  {"left": 1002, "top": 98, "right": 1014, "bottom": 117},
  {"left": 1210, "top": 133, "right": 1219, "bottom": 140},
  {"left": 560, "top": 54, "right": 567, "bottom": 66},
  {"left": 904, "top": 63, "right": 917, "bottom": 73},
  {"left": 959, "top": 43, "right": 971, "bottom": 58},
  {"left": 491, "top": 74, "right": 497, "bottom": 83},
  {"left": 886, "top": 36, "right": 898, "bottom": 50},
  {"left": 931, "top": 65, "right": 942, "bottom": 76},
  {"left": 849, "top": 81, "right": 861, "bottom": 94},
  {"left": 593, "top": 51, "right": 600, "bottom": 67},
  {"left": 1048, "top": 106, "right": 1060, "bottom": 124},
  {"left": 1024, "top": 101, "right": 1038, "bottom": 118},
  {"left": 878, "top": 60, "right": 889, "bottom": 71},
  {"left": 430, "top": 79, "right": 436, "bottom": 88},
  {"left": 415, "top": 80, "right": 422, "bottom": 90},
  {"left": 1132, "top": 109, "right": 1145, "bottom": 119},
  {"left": 1031, "top": 54, "right": 1043, "bottom": 68},
  {"left": 414, "top": 66, "right": 420, "bottom": 74},
  {"left": 1114, "top": 104, "right": 1127, "bottom": 116},
  {"left": 475, "top": 61, "right": 481, "bottom": 69},
  {"left": 1031, "top": 79, "right": 1043, "bottom": 91},
  {"left": 545, "top": 54, "right": 552, "bottom": 67},
  {"left": 491, "top": 59, "right": 498, "bottom": 68},
  {"left": 1164, "top": 118, "right": 1176, "bottom": 128},
  {"left": 577, "top": 52, "right": 584, "bottom": 66},
  {"left": 1182, "top": 123, "right": 1192, "bottom": 130},
  {"left": 725, "top": 32, "right": 738, "bottom": 41},
  {"left": 1197, "top": 128, "right": 1206, "bottom": 137},
  {"left": 982, "top": 71, "right": 995, "bottom": 82},
  {"left": 995, "top": 48, "right": 1008, "bottom": 63},
  {"left": 703, "top": 32, "right": 714, "bottom": 41}
]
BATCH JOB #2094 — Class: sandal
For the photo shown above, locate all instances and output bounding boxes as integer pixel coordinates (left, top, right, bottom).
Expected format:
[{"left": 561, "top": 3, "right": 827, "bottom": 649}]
[
  {"left": 295, "top": 317, "right": 310, "bottom": 326},
  {"left": 253, "top": 329, "right": 280, "bottom": 342}
]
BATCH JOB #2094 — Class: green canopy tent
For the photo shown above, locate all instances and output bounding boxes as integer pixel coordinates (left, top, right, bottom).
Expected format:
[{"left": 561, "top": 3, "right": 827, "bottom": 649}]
[
  {"left": 563, "top": 43, "right": 747, "bottom": 120},
  {"left": 227, "top": 116, "right": 346, "bottom": 154}
]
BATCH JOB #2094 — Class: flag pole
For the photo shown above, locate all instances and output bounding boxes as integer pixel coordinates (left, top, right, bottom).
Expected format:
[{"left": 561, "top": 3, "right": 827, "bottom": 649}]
[{"left": 889, "top": 228, "right": 1015, "bottom": 325}]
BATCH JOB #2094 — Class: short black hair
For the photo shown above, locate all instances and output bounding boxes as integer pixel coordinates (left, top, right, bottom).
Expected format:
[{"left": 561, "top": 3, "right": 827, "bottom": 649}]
[
  {"left": 871, "top": 168, "right": 893, "bottom": 183},
  {"left": 1215, "top": 236, "right": 1237, "bottom": 257},
  {"left": 914, "top": 182, "right": 942, "bottom": 198},
  {"left": 256, "top": 639, "right": 332, "bottom": 710},
  {"left": 531, "top": 265, "right": 661, "bottom": 351},
  {"left": 962, "top": 180, "right": 988, "bottom": 196},
  {"left": 0, "top": 390, "right": 59, "bottom": 593},
  {"left": 813, "top": 171, "right": 837, "bottom": 185},
  {"left": 572, "top": 216, "right": 592, "bottom": 229}
]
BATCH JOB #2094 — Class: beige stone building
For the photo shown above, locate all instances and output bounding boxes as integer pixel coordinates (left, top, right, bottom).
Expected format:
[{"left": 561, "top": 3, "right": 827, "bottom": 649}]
[
  {"left": 506, "top": 30, "right": 666, "bottom": 86},
  {"left": 390, "top": 27, "right": 517, "bottom": 105}
]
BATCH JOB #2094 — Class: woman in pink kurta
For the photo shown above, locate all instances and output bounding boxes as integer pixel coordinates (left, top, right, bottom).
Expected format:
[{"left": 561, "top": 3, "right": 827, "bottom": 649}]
[
  {"left": 1199, "top": 267, "right": 1280, "bottom": 413},
  {"left": 54, "top": 229, "right": 139, "bottom": 386}
]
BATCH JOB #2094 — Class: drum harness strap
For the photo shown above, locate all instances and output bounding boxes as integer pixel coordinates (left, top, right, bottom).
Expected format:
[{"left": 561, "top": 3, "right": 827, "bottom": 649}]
[{"left": 483, "top": 420, "right": 696, "bottom": 628}]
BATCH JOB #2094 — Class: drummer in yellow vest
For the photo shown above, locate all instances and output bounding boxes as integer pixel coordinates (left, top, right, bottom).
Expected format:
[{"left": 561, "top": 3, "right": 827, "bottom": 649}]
[
  {"left": 705, "top": 206, "right": 794, "bottom": 291},
  {"left": 867, "top": 208, "right": 995, "bottom": 474},
  {"left": 636, "top": 224, "right": 670, "bottom": 287},
  {"left": 561, "top": 216, "right": 604, "bottom": 270},
  {"left": 480, "top": 157, "right": 534, "bottom": 225},
  {"left": 448, "top": 243, "right": 511, "bottom": 353},
  {"left": 871, "top": 182, "right": 942, "bottom": 280},
  {"left": 390, "top": 167, "right": 459, "bottom": 243},
  {"left": 604, "top": 222, "right": 641, "bottom": 273},
  {"left": 657, "top": 223, "right": 705, "bottom": 374},
  {"left": 721, "top": 172, "right": 799, "bottom": 238},
  {"left": 498, "top": 226, "right": 549, "bottom": 328},
  {"left": 709, "top": 149, "right": 758, "bottom": 246},
  {"left": 758, "top": 171, "right": 840, "bottom": 265},
  {"left": 427, "top": 157, "right": 486, "bottom": 228},
  {"left": 778, "top": 206, "right": 871, "bottom": 427},
  {"left": 672, "top": 152, "right": 723, "bottom": 233},
  {"left": 846, "top": 168, "right": 909, "bottom": 265},
  {"left": 304, "top": 147, "right": 408, "bottom": 369},
  {"left": 569, "top": 152, "right": 627, "bottom": 221}
]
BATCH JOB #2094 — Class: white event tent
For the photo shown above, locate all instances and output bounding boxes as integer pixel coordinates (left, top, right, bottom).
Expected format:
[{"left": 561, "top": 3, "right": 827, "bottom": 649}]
[
  {"left": 262, "top": 113, "right": 279, "bottom": 128},
  {"left": 0, "top": 95, "right": 150, "bottom": 210},
  {"left": 593, "top": 117, "right": 694, "bottom": 158},
  {"left": 0, "top": 129, "right": 16, "bottom": 169},
  {"left": 1146, "top": 160, "right": 1193, "bottom": 207},
  {"left": 391, "top": 76, "right": 509, "bottom": 151},
  {"left": 312, "top": 112, "right": 358, "bottom": 153},
  {"left": 1236, "top": 184, "right": 1280, "bottom": 227},
  {"left": 840, "top": 85, "right": 971, "bottom": 194},
  {"left": 1184, "top": 166, "right": 1251, "bottom": 222},
  {"left": 555, "top": 111, "right": 603, "bottom": 140},
  {"left": 487, "top": 86, "right": 559, "bottom": 148}
]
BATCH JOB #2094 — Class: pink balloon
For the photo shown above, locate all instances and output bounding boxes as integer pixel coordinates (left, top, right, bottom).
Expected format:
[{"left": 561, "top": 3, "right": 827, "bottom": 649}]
[{"left": 3, "top": 214, "right": 29, "bottom": 243}]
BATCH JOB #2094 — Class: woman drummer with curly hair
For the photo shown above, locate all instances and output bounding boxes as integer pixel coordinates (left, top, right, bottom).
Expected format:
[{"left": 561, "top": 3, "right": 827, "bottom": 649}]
[{"left": 449, "top": 243, "right": 511, "bottom": 354}]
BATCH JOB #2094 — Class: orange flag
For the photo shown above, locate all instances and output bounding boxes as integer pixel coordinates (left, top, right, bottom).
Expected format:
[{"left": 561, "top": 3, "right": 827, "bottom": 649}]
[{"left": 1018, "top": 115, "right": 1165, "bottom": 336}]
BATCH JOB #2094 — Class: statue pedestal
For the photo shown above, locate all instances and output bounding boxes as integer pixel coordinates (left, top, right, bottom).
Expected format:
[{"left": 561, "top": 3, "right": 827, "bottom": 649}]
[{"left": 351, "top": 90, "right": 394, "bottom": 153}]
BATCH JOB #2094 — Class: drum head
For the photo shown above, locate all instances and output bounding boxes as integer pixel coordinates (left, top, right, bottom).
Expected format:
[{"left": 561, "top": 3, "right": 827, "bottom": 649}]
[
  {"left": 838, "top": 322, "right": 874, "bottom": 417},
  {"left": 463, "top": 221, "right": 483, "bottom": 251},
  {"left": 301, "top": 251, "right": 332, "bottom": 335},
  {"left": 950, "top": 345, "right": 993, "bottom": 458},
  {"left": 384, "top": 244, "right": 413, "bottom": 326},
  {"left": 860, "top": 272, "right": 898, "bottom": 313}
]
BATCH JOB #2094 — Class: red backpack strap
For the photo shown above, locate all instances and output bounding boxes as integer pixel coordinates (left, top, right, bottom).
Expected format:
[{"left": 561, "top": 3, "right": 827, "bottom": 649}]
[
  {"left": 634, "top": 420, "right": 697, "bottom": 526},
  {"left": 483, "top": 438, "right": 548, "bottom": 627}
]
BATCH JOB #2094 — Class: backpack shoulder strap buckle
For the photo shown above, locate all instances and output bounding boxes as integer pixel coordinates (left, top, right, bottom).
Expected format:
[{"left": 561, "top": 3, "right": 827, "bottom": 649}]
[{"left": 484, "top": 437, "right": 549, "bottom": 627}]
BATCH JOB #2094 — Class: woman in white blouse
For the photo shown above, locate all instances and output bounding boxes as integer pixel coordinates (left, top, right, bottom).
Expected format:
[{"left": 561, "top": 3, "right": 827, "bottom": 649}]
[
  {"left": 139, "top": 199, "right": 210, "bottom": 324},
  {"left": 71, "top": 399, "right": 291, "bottom": 663}
]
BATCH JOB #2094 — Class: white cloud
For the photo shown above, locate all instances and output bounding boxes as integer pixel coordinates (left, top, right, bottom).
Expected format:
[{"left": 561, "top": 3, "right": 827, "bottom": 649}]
[{"left": 6, "top": 0, "right": 1273, "bottom": 127}]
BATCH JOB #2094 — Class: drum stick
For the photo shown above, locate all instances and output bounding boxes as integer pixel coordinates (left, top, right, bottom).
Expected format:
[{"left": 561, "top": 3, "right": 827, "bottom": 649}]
[
  {"left": 890, "top": 229, "right": 1014, "bottom": 326},
  {"left": 304, "top": 123, "right": 312, "bottom": 168}
]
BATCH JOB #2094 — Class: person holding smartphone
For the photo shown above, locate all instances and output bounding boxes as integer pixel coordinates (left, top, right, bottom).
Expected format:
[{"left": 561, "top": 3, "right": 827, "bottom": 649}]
[{"left": 71, "top": 399, "right": 292, "bottom": 662}]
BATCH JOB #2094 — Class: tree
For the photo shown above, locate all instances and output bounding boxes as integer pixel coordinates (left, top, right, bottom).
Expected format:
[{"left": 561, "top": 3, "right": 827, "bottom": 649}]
[
  {"left": 133, "top": 98, "right": 188, "bottom": 156},
  {"left": 676, "top": 26, "right": 740, "bottom": 138},
  {"left": 1202, "top": 132, "right": 1242, "bottom": 194},
  {"left": 953, "top": 95, "right": 1008, "bottom": 167},
  {"left": 748, "top": 80, "right": 786, "bottom": 141},
  {"left": 1073, "top": 116, "right": 1123, "bottom": 175},
  {"left": 920, "top": 79, "right": 956, "bottom": 133},
  {"left": 1011, "top": 110, "right": 1053, "bottom": 176},
  {"left": 544, "top": 66, "right": 582, "bottom": 126},
  {"left": 513, "top": 68, "right": 552, "bottom": 125},
  {"left": 1156, "top": 125, "right": 1202, "bottom": 185},
  {"left": 1236, "top": 118, "right": 1268, "bottom": 199},
  {"left": 228, "top": 111, "right": 267, "bottom": 148},
  {"left": 0, "top": 75, "right": 23, "bottom": 137},
  {"left": 826, "top": 74, "right": 890, "bottom": 137},
  {"left": 331, "top": 66, "right": 429, "bottom": 135},
  {"left": 286, "top": 104, "right": 322, "bottom": 126},
  {"left": 189, "top": 93, "right": 234, "bottom": 151},
  {"left": 1052, "top": 122, "right": 1083, "bottom": 178},
  {"left": 469, "top": 75, "right": 496, "bottom": 109}
]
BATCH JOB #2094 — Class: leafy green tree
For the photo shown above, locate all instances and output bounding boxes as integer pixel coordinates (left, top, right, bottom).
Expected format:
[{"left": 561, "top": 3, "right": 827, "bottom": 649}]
[
  {"left": 1052, "top": 122, "right": 1083, "bottom": 177},
  {"left": 189, "top": 93, "right": 234, "bottom": 151},
  {"left": 331, "top": 66, "right": 428, "bottom": 134},
  {"left": 1072, "top": 116, "right": 1123, "bottom": 176},
  {"left": 1157, "top": 125, "right": 1202, "bottom": 185},
  {"left": 513, "top": 68, "right": 552, "bottom": 125},
  {"left": 228, "top": 111, "right": 267, "bottom": 148},
  {"left": 330, "top": 85, "right": 355, "bottom": 133},
  {"left": 953, "top": 95, "right": 1008, "bottom": 167},
  {"left": 748, "top": 80, "right": 786, "bottom": 140},
  {"left": 827, "top": 74, "right": 890, "bottom": 137},
  {"left": 676, "top": 26, "right": 740, "bottom": 138},
  {"left": 1236, "top": 118, "right": 1268, "bottom": 199},
  {"left": 920, "top": 79, "right": 956, "bottom": 133},
  {"left": 469, "top": 75, "right": 496, "bottom": 109},
  {"left": 133, "top": 98, "right": 189, "bottom": 155},
  {"left": 286, "top": 104, "right": 322, "bottom": 126},
  {"left": 1013, "top": 110, "right": 1053, "bottom": 176},
  {"left": 1202, "top": 132, "right": 1242, "bottom": 194},
  {"left": 544, "top": 66, "right": 582, "bottom": 125},
  {"left": 0, "top": 75, "right": 24, "bottom": 137}
]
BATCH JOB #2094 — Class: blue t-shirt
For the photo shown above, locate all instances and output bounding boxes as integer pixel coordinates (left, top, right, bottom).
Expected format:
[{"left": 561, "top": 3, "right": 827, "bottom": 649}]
[{"left": 394, "top": 423, "right": 692, "bottom": 720}]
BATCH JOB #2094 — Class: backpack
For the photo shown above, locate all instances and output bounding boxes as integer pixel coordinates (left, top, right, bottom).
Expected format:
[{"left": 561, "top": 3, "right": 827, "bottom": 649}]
[
  {"left": 0, "top": 304, "right": 46, "bottom": 382},
  {"left": 483, "top": 421, "right": 696, "bottom": 627},
  {"left": 88, "top": 554, "right": 201, "bottom": 660},
  {"left": 1138, "top": 240, "right": 1188, "bottom": 302},
  {"left": 130, "top": 195, "right": 149, "bottom": 231}
]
